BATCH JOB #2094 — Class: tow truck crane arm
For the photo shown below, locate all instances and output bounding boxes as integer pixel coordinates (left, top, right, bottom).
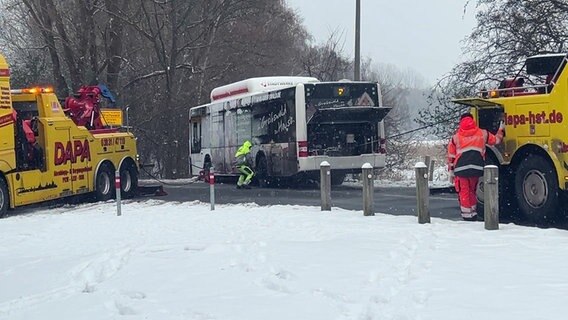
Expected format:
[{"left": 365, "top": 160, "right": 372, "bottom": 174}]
[{"left": 64, "top": 84, "right": 115, "bottom": 130}]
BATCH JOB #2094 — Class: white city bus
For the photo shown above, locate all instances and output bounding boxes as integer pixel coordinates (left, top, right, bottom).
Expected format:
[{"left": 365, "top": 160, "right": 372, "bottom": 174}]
[{"left": 189, "top": 76, "right": 391, "bottom": 186}]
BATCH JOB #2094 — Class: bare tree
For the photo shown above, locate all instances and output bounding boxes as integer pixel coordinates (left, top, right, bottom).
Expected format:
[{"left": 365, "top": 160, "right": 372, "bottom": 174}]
[
  {"left": 116, "top": 0, "right": 307, "bottom": 177},
  {"left": 3, "top": 0, "right": 132, "bottom": 93},
  {"left": 361, "top": 59, "right": 427, "bottom": 171},
  {"left": 301, "top": 31, "right": 352, "bottom": 81},
  {"left": 418, "top": 0, "right": 568, "bottom": 138},
  {"left": 0, "top": 0, "right": 311, "bottom": 177}
]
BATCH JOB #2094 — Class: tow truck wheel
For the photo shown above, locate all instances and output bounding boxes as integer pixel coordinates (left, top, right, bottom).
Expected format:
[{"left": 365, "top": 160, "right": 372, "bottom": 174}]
[
  {"left": 475, "top": 155, "right": 517, "bottom": 222},
  {"left": 0, "top": 177, "right": 8, "bottom": 218},
  {"left": 515, "top": 154, "right": 559, "bottom": 223},
  {"left": 475, "top": 155, "right": 512, "bottom": 220},
  {"left": 120, "top": 162, "right": 138, "bottom": 199},
  {"left": 95, "top": 164, "right": 114, "bottom": 201},
  {"left": 475, "top": 178, "right": 485, "bottom": 221}
]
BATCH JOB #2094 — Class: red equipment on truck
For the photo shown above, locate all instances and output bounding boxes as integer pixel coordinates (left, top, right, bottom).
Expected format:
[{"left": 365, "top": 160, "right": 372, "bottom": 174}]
[{"left": 64, "top": 84, "right": 116, "bottom": 130}]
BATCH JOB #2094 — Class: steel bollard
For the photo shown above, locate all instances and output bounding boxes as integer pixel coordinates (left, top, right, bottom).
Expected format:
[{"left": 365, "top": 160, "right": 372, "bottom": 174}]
[
  {"left": 484, "top": 165, "right": 499, "bottom": 230},
  {"left": 320, "top": 161, "right": 331, "bottom": 211},
  {"left": 415, "top": 162, "right": 430, "bottom": 224},
  {"left": 115, "top": 170, "right": 121, "bottom": 216},
  {"left": 362, "top": 163, "right": 374, "bottom": 216},
  {"left": 209, "top": 169, "right": 215, "bottom": 211}
]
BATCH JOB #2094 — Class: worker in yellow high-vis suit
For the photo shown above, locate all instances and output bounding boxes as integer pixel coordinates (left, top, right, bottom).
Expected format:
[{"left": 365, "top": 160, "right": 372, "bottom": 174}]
[{"left": 234, "top": 140, "right": 254, "bottom": 189}]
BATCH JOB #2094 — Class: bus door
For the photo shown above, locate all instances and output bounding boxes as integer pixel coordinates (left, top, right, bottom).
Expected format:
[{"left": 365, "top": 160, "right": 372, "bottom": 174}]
[
  {"left": 224, "top": 107, "right": 237, "bottom": 173},
  {"left": 190, "top": 117, "right": 203, "bottom": 175},
  {"left": 209, "top": 103, "right": 226, "bottom": 172}
]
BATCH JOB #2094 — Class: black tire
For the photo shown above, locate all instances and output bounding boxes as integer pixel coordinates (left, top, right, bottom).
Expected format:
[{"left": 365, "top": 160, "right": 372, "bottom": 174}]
[
  {"left": 120, "top": 162, "right": 138, "bottom": 199},
  {"left": 475, "top": 155, "right": 501, "bottom": 218},
  {"left": 514, "top": 154, "right": 559, "bottom": 223},
  {"left": 331, "top": 173, "right": 346, "bottom": 186},
  {"left": 95, "top": 163, "right": 115, "bottom": 201},
  {"left": 203, "top": 157, "right": 212, "bottom": 183},
  {"left": 0, "top": 177, "right": 9, "bottom": 218},
  {"left": 203, "top": 157, "right": 212, "bottom": 172},
  {"left": 474, "top": 178, "right": 485, "bottom": 221},
  {"left": 475, "top": 156, "right": 516, "bottom": 221},
  {"left": 255, "top": 156, "right": 268, "bottom": 188}
]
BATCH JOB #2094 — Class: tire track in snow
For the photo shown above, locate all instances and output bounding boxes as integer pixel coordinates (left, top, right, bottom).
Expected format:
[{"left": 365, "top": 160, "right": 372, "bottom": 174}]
[
  {"left": 0, "top": 248, "right": 133, "bottom": 318},
  {"left": 228, "top": 237, "right": 298, "bottom": 295},
  {"left": 0, "top": 284, "right": 77, "bottom": 318},
  {"left": 71, "top": 247, "right": 133, "bottom": 293},
  {"left": 358, "top": 228, "right": 440, "bottom": 319}
]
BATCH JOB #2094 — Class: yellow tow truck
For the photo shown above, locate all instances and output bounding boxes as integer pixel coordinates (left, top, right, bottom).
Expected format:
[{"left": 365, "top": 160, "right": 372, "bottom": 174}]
[
  {"left": 0, "top": 53, "right": 139, "bottom": 217},
  {"left": 454, "top": 53, "right": 568, "bottom": 223}
]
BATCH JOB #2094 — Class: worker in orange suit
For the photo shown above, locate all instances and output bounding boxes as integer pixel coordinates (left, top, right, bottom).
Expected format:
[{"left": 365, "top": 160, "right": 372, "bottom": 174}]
[{"left": 447, "top": 113, "right": 505, "bottom": 221}]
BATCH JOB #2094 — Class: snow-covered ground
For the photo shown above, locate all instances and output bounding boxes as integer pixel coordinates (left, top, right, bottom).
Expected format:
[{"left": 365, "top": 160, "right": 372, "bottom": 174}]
[
  {"left": 2, "top": 200, "right": 568, "bottom": 320},
  {"left": 345, "top": 164, "right": 453, "bottom": 189}
]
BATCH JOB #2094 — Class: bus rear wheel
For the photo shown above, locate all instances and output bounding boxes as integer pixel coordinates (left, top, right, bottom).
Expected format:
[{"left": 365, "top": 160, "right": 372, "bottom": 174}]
[
  {"left": 202, "top": 156, "right": 212, "bottom": 183},
  {"left": 331, "top": 173, "right": 346, "bottom": 186},
  {"left": 0, "top": 177, "right": 9, "bottom": 218},
  {"left": 255, "top": 156, "right": 268, "bottom": 187},
  {"left": 95, "top": 163, "right": 115, "bottom": 201},
  {"left": 514, "top": 154, "right": 559, "bottom": 223}
]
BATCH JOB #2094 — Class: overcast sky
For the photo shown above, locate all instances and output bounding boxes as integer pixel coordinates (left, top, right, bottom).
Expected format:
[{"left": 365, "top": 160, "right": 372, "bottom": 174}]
[{"left": 285, "top": 0, "right": 476, "bottom": 85}]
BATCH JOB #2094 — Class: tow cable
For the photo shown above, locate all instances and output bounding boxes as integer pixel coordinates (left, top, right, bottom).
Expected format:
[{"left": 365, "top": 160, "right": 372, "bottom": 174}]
[
  {"left": 140, "top": 166, "right": 198, "bottom": 187},
  {"left": 134, "top": 112, "right": 464, "bottom": 185},
  {"left": 386, "top": 114, "right": 462, "bottom": 140}
]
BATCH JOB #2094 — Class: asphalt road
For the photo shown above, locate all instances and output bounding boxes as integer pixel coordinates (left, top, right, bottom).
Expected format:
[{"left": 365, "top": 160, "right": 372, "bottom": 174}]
[
  {"left": 148, "top": 181, "right": 462, "bottom": 221},
  {"left": 8, "top": 179, "right": 568, "bottom": 229}
]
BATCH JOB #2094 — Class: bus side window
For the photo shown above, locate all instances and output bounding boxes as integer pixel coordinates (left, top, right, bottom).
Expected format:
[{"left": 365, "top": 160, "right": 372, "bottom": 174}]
[
  {"left": 252, "top": 102, "right": 270, "bottom": 144},
  {"left": 236, "top": 107, "right": 252, "bottom": 145}
]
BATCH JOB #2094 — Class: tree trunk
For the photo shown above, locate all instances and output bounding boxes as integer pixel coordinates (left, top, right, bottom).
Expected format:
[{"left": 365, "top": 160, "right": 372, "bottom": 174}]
[
  {"left": 22, "top": 0, "right": 69, "bottom": 96},
  {"left": 44, "top": 0, "right": 82, "bottom": 89},
  {"left": 104, "top": 0, "right": 128, "bottom": 91}
]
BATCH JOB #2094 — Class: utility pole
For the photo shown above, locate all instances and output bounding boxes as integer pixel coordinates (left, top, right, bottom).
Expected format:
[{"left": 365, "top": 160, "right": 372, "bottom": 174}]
[{"left": 354, "top": 0, "right": 361, "bottom": 81}]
